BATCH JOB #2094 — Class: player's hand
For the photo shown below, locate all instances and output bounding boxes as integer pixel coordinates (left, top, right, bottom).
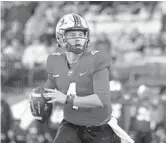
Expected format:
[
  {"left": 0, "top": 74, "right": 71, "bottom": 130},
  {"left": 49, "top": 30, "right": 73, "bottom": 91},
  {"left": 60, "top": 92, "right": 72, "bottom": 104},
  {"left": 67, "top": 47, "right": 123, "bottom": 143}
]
[{"left": 43, "top": 88, "right": 67, "bottom": 104}]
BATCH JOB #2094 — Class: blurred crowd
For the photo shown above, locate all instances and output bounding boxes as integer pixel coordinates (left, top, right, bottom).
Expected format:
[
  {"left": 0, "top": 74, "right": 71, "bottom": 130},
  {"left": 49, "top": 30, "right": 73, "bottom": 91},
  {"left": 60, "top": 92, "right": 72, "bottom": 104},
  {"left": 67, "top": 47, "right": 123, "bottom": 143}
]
[
  {"left": 1, "top": 1, "right": 166, "bottom": 87},
  {"left": 126, "top": 86, "right": 166, "bottom": 143},
  {"left": 1, "top": 1, "right": 166, "bottom": 143}
]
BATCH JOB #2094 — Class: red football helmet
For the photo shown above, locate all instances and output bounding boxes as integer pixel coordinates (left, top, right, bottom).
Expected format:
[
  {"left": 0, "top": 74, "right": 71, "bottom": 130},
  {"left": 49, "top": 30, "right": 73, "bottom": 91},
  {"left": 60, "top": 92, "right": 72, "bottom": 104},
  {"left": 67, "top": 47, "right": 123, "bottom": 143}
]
[{"left": 56, "top": 13, "right": 90, "bottom": 54}]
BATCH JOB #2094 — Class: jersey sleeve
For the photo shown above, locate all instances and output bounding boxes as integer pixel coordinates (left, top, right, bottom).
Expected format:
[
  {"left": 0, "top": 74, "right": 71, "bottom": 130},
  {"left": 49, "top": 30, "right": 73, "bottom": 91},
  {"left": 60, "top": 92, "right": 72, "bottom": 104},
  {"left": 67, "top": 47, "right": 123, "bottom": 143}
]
[
  {"left": 46, "top": 55, "right": 55, "bottom": 74},
  {"left": 46, "top": 53, "right": 61, "bottom": 74},
  {"left": 94, "top": 51, "right": 112, "bottom": 73},
  {"left": 93, "top": 68, "right": 111, "bottom": 107},
  {"left": 44, "top": 73, "right": 57, "bottom": 89},
  {"left": 45, "top": 53, "right": 61, "bottom": 89}
]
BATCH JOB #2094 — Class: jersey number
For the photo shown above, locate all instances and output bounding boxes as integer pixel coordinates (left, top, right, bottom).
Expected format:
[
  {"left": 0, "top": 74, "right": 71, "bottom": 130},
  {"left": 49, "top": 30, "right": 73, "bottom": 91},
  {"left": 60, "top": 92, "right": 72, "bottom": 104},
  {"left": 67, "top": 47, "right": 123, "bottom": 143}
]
[
  {"left": 67, "top": 82, "right": 76, "bottom": 95},
  {"left": 67, "top": 83, "right": 78, "bottom": 109}
]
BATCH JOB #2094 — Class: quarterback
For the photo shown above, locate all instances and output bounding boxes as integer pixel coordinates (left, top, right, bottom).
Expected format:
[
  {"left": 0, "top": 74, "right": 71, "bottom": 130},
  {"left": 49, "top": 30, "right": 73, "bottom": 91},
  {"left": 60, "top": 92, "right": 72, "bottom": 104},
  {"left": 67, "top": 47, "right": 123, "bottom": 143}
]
[{"left": 30, "top": 13, "right": 120, "bottom": 143}]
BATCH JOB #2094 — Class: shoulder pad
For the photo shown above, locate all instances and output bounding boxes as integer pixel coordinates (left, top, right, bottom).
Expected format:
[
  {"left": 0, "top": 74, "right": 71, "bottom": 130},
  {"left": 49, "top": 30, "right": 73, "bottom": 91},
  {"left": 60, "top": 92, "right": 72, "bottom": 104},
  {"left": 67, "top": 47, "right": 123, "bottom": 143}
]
[
  {"left": 46, "top": 54, "right": 62, "bottom": 74},
  {"left": 94, "top": 51, "right": 112, "bottom": 72}
]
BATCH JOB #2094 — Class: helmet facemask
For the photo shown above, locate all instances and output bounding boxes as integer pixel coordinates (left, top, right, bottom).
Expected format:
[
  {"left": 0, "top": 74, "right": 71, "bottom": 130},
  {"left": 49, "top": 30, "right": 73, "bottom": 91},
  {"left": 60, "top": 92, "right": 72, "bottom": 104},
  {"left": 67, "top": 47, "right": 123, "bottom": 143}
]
[{"left": 57, "top": 28, "right": 89, "bottom": 54}]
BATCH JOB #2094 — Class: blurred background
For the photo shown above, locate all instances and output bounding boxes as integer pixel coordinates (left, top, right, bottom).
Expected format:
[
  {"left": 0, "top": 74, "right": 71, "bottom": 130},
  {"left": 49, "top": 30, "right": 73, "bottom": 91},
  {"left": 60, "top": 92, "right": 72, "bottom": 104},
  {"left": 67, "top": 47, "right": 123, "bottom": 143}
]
[{"left": 1, "top": 1, "right": 166, "bottom": 143}]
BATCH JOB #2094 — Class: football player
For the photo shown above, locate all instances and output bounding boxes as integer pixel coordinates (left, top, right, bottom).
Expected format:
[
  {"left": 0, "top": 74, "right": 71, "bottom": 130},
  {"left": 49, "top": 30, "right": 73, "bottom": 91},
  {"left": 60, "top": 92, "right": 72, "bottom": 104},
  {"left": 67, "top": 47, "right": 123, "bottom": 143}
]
[{"left": 31, "top": 13, "right": 121, "bottom": 143}]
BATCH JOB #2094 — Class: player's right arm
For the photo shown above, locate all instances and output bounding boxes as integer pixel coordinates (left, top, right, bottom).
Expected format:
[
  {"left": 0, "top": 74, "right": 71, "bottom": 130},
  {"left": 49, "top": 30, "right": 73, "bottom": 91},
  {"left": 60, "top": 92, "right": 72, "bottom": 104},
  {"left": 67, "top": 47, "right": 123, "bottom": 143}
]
[
  {"left": 44, "top": 73, "right": 57, "bottom": 89},
  {"left": 44, "top": 54, "right": 58, "bottom": 89},
  {"left": 29, "top": 54, "right": 57, "bottom": 123}
]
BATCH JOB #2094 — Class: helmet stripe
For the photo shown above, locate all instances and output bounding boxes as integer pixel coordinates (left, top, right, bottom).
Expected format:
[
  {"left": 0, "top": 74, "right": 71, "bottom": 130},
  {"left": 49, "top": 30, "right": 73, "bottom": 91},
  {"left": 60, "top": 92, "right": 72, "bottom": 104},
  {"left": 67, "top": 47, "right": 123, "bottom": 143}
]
[
  {"left": 74, "top": 14, "right": 79, "bottom": 26},
  {"left": 72, "top": 14, "right": 84, "bottom": 27},
  {"left": 72, "top": 14, "right": 77, "bottom": 26},
  {"left": 77, "top": 15, "right": 82, "bottom": 27}
]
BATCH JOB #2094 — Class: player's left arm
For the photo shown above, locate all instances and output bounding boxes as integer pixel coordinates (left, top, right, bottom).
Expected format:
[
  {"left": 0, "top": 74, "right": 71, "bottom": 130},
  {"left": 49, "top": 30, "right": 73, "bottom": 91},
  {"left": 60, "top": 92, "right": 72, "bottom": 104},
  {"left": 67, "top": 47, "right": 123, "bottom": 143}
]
[
  {"left": 45, "top": 86, "right": 104, "bottom": 108},
  {"left": 73, "top": 68, "right": 110, "bottom": 108},
  {"left": 73, "top": 51, "right": 111, "bottom": 108}
]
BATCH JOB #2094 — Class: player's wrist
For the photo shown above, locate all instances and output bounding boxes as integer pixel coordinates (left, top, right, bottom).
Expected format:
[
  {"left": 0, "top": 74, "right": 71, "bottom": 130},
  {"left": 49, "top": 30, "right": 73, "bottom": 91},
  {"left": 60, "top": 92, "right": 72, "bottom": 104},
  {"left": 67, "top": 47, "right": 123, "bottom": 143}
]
[{"left": 65, "top": 94, "right": 75, "bottom": 106}]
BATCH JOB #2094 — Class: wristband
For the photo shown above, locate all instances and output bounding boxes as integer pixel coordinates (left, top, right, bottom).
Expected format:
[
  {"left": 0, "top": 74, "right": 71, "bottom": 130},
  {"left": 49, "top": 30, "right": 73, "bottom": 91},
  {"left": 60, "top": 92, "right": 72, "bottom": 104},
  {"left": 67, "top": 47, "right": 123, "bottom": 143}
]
[{"left": 65, "top": 95, "right": 75, "bottom": 106}]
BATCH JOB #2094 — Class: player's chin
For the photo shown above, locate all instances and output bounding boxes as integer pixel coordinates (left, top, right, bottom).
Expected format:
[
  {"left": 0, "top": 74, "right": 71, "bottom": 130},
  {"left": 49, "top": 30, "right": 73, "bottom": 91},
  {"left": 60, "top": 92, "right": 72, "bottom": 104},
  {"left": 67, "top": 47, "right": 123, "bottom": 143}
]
[{"left": 71, "top": 46, "right": 83, "bottom": 54}]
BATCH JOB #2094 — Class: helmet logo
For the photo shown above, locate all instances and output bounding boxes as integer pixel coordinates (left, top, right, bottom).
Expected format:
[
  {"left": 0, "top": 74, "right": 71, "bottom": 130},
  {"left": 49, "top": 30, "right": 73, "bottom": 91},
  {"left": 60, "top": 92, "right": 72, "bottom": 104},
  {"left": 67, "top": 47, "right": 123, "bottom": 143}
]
[{"left": 59, "top": 18, "right": 67, "bottom": 28}]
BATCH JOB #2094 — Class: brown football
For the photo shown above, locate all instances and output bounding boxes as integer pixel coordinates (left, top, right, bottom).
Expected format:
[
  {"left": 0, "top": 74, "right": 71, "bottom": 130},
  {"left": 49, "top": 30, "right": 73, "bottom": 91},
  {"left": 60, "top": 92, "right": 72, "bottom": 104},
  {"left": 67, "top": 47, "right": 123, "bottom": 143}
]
[{"left": 30, "top": 87, "right": 53, "bottom": 123}]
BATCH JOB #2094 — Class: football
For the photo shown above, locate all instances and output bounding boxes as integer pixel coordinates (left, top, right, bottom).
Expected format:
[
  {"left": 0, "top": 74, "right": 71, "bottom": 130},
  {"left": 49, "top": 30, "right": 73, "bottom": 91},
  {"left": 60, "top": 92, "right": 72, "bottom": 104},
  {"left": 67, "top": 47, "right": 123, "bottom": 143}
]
[{"left": 29, "top": 87, "right": 53, "bottom": 123}]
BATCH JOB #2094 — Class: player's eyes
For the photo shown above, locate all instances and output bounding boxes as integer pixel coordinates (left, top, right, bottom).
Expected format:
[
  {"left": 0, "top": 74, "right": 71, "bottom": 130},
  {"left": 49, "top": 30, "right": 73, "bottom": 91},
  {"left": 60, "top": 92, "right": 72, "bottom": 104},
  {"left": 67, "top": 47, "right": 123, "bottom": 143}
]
[
  {"left": 71, "top": 33, "right": 76, "bottom": 37},
  {"left": 67, "top": 33, "right": 76, "bottom": 38},
  {"left": 66, "top": 32, "right": 84, "bottom": 38},
  {"left": 79, "top": 33, "right": 84, "bottom": 37}
]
